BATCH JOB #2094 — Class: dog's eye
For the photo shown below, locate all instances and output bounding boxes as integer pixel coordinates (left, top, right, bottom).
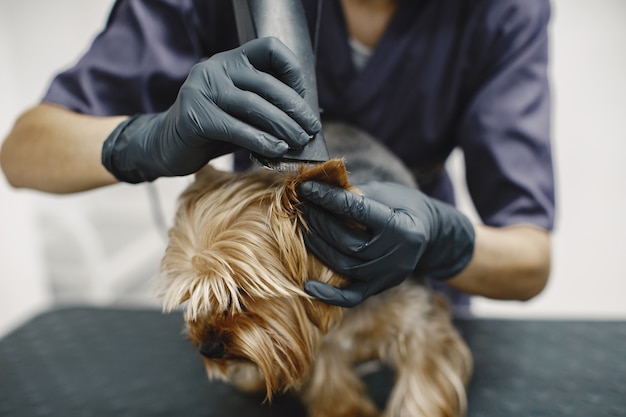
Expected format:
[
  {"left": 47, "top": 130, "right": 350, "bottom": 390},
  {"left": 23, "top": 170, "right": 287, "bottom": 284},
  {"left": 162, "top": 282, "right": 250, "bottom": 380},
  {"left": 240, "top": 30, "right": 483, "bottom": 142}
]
[{"left": 199, "top": 341, "right": 225, "bottom": 359}]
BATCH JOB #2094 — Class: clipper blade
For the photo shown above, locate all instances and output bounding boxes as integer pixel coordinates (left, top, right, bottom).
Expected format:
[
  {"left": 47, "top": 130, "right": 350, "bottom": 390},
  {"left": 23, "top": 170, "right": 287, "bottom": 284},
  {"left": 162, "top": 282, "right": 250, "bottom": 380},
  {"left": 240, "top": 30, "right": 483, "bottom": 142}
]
[{"left": 249, "top": 154, "right": 321, "bottom": 173}]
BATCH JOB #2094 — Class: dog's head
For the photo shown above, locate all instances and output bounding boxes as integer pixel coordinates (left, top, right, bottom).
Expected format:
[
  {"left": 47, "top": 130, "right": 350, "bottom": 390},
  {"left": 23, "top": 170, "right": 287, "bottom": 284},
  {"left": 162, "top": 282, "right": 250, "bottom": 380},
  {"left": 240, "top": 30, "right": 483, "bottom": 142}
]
[{"left": 156, "top": 159, "right": 353, "bottom": 398}]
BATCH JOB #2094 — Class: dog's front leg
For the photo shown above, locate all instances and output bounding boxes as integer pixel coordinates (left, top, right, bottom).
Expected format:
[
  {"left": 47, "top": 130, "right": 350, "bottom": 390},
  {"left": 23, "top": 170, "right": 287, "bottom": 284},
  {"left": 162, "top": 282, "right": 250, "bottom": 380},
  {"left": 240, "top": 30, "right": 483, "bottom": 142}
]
[
  {"left": 381, "top": 291, "right": 472, "bottom": 417},
  {"left": 300, "top": 339, "right": 381, "bottom": 417}
]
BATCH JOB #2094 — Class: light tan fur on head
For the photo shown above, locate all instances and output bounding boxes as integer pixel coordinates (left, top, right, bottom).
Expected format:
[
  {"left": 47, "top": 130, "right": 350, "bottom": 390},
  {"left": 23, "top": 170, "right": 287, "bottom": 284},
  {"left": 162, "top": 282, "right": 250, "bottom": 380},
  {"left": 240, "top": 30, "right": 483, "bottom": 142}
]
[{"left": 157, "top": 159, "right": 351, "bottom": 321}]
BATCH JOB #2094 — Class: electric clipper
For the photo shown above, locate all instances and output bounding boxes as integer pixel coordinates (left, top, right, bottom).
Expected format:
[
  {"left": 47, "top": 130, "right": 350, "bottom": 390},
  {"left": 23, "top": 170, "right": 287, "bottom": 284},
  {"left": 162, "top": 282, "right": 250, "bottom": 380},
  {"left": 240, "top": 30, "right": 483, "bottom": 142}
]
[{"left": 232, "top": 0, "right": 329, "bottom": 172}]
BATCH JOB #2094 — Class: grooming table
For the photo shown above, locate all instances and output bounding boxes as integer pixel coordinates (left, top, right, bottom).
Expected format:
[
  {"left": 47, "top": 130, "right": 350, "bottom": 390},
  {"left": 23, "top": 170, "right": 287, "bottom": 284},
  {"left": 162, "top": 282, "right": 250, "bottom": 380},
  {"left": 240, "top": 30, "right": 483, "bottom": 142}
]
[{"left": 1, "top": 307, "right": 624, "bottom": 416}]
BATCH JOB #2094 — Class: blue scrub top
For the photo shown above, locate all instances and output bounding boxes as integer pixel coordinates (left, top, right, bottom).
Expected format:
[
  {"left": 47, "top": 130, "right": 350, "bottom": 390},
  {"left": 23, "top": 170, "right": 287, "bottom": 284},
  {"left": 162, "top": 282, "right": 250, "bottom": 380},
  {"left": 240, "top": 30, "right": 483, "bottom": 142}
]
[{"left": 42, "top": 0, "right": 556, "bottom": 306}]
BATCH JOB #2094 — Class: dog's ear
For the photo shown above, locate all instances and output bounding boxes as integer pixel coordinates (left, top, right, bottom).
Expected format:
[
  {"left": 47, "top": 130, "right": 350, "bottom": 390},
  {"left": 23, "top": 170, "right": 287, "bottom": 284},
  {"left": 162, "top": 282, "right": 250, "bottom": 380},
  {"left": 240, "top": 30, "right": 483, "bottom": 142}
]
[
  {"left": 283, "top": 159, "right": 353, "bottom": 210},
  {"left": 295, "top": 158, "right": 351, "bottom": 188}
]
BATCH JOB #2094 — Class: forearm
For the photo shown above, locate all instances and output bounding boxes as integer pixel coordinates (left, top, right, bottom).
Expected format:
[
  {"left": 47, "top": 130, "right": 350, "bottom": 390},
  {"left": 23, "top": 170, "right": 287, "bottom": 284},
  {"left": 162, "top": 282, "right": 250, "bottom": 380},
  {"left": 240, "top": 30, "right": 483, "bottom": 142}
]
[
  {"left": 1, "top": 103, "right": 125, "bottom": 193},
  {"left": 446, "top": 224, "right": 551, "bottom": 301}
]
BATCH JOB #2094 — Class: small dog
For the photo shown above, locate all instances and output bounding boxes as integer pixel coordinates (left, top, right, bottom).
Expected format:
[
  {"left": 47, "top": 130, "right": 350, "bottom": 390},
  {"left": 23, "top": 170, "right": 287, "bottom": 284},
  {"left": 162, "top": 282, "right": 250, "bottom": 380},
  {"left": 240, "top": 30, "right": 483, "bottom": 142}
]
[{"left": 156, "top": 123, "right": 473, "bottom": 417}]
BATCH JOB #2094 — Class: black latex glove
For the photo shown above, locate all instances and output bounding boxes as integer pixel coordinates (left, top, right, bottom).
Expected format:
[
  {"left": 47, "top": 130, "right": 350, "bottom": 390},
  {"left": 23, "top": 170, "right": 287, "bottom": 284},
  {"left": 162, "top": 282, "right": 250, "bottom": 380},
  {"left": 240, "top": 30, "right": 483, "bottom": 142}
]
[
  {"left": 299, "top": 181, "right": 475, "bottom": 307},
  {"left": 102, "top": 37, "right": 321, "bottom": 183}
]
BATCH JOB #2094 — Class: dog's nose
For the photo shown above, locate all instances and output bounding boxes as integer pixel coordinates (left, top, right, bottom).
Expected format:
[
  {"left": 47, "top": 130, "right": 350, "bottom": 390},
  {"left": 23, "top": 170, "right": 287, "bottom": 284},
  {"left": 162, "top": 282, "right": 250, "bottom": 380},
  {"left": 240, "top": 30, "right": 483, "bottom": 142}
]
[{"left": 199, "top": 341, "right": 225, "bottom": 359}]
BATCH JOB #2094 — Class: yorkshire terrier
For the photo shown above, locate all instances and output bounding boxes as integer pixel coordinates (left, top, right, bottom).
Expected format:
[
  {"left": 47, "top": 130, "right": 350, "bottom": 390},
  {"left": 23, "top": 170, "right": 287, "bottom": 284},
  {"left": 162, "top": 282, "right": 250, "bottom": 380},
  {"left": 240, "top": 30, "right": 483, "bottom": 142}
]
[{"left": 155, "top": 122, "right": 473, "bottom": 417}]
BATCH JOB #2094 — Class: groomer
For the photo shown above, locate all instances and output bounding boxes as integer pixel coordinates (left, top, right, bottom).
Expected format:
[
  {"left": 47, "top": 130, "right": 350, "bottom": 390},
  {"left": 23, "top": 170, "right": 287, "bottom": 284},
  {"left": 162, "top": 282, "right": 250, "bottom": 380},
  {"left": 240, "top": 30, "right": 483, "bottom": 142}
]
[{"left": 0, "top": 0, "right": 555, "bottom": 309}]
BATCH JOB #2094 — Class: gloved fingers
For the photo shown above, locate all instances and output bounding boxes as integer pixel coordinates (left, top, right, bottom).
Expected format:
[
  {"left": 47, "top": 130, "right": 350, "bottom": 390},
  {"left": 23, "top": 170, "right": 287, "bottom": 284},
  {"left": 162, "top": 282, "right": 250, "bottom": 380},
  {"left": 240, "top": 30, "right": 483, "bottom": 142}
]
[
  {"left": 304, "top": 279, "right": 370, "bottom": 308},
  {"left": 299, "top": 181, "right": 396, "bottom": 231},
  {"left": 303, "top": 223, "right": 407, "bottom": 282},
  {"left": 303, "top": 201, "right": 421, "bottom": 259},
  {"left": 357, "top": 181, "right": 428, "bottom": 213},
  {"left": 302, "top": 228, "right": 366, "bottom": 274},
  {"left": 221, "top": 87, "right": 311, "bottom": 149},
  {"left": 201, "top": 108, "right": 289, "bottom": 157},
  {"left": 301, "top": 203, "right": 373, "bottom": 254},
  {"left": 230, "top": 68, "right": 321, "bottom": 136},
  {"left": 242, "top": 37, "right": 306, "bottom": 96}
]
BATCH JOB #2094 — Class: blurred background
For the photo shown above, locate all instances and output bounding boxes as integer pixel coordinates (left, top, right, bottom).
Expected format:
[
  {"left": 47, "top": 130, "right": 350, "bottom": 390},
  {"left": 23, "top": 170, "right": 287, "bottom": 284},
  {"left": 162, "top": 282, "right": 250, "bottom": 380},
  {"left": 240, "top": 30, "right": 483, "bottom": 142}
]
[{"left": 1, "top": 0, "right": 625, "bottom": 337}]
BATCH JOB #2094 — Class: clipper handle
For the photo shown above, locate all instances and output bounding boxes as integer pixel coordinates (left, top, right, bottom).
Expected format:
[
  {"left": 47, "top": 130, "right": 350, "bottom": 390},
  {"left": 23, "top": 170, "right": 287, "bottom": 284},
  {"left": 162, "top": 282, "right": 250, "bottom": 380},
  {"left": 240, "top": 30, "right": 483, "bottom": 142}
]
[{"left": 232, "top": 0, "right": 329, "bottom": 164}]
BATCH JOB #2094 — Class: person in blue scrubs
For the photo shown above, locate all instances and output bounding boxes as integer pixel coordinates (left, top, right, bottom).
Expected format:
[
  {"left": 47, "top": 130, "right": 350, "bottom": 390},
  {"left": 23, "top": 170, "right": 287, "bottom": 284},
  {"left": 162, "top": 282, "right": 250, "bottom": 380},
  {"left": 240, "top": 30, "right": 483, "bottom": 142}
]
[{"left": 0, "top": 0, "right": 555, "bottom": 309}]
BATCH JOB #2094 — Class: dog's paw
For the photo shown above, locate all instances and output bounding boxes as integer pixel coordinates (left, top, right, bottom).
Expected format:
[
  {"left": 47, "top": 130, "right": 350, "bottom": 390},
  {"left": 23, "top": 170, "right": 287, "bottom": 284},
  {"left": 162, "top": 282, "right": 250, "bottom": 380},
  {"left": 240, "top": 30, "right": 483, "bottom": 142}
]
[{"left": 226, "top": 363, "right": 266, "bottom": 393}]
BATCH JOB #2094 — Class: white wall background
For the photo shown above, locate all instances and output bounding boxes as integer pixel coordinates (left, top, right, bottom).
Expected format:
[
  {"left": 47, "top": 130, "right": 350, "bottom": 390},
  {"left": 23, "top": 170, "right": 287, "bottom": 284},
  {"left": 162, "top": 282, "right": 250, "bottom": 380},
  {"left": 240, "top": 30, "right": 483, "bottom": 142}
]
[{"left": 0, "top": 0, "right": 624, "bottom": 336}]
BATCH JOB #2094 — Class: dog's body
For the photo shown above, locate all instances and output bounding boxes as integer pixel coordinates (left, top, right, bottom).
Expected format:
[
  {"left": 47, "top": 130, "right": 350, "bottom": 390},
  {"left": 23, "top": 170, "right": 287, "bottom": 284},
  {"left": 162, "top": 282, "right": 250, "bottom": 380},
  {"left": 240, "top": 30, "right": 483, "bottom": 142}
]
[{"left": 156, "top": 122, "right": 472, "bottom": 417}]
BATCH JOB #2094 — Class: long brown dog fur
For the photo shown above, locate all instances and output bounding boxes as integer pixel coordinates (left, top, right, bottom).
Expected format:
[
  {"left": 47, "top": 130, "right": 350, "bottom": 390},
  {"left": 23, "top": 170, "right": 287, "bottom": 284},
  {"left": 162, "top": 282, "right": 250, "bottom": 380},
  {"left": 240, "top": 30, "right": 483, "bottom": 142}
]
[{"left": 156, "top": 159, "right": 472, "bottom": 417}]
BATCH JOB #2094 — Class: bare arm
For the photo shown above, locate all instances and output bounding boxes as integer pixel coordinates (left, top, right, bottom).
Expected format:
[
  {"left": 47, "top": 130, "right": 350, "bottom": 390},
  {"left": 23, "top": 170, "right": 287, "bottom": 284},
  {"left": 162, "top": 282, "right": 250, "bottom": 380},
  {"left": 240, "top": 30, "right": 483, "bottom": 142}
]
[
  {"left": 1, "top": 103, "right": 126, "bottom": 193},
  {"left": 447, "top": 224, "right": 551, "bottom": 301}
]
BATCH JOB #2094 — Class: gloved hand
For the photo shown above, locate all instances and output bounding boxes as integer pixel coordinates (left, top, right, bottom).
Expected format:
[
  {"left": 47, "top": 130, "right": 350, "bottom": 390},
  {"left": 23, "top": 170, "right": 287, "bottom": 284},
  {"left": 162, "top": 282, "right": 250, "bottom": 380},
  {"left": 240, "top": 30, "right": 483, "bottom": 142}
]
[
  {"left": 298, "top": 181, "right": 475, "bottom": 307},
  {"left": 102, "top": 37, "right": 321, "bottom": 183}
]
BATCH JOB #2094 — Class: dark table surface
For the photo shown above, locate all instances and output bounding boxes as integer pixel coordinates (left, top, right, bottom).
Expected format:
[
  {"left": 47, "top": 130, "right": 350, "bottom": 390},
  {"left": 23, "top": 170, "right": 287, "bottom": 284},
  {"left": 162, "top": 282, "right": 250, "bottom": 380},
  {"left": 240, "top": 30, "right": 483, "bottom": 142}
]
[{"left": 1, "top": 307, "right": 624, "bottom": 417}]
